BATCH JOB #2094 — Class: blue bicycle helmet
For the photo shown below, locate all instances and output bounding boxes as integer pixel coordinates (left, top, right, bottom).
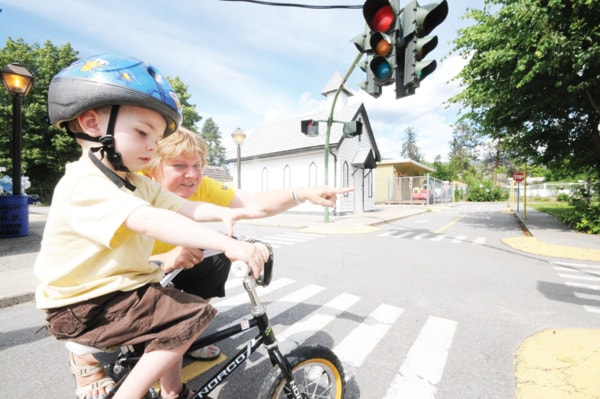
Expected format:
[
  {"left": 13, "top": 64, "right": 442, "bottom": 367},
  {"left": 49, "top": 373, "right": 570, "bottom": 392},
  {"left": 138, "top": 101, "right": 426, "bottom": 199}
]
[
  {"left": 48, "top": 53, "right": 182, "bottom": 172},
  {"left": 48, "top": 53, "right": 182, "bottom": 135}
]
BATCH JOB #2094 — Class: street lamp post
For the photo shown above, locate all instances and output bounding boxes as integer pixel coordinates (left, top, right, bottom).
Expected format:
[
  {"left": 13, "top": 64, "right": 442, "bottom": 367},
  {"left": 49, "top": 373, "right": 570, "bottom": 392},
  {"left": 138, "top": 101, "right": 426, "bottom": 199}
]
[
  {"left": 1, "top": 61, "right": 34, "bottom": 238},
  {"left": 231, "top": 127, "right": 246, "bottom": 189},
  {"left": 1, "top": 62, "right": 34, "bottom": 197}
]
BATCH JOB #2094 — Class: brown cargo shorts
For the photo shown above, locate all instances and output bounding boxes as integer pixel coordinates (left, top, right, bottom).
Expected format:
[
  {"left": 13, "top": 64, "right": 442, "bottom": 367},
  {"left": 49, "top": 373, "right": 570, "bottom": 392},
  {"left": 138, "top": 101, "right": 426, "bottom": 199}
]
[{"left": 45, "top": 284, "right": 217, "bottom": 352}]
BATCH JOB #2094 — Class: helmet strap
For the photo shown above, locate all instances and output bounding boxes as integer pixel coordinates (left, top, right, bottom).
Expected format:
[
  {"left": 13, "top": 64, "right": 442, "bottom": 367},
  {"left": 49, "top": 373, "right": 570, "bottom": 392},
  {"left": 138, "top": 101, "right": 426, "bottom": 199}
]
[
  {"left": 66, "top": 127, "right": 100, "bottom": 143},
  {"left": 99, "top": 105, "right": 129, "bottom": 172}
]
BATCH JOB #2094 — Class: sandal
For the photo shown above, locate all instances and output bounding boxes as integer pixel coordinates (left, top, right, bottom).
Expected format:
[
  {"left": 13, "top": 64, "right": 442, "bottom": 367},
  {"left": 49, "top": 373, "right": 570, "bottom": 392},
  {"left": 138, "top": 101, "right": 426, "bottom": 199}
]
[
  {"left": 70, "top": 352, "right": 115, "bottom": 399},
  {"left": 187, "top": 344, "right": 221, "bottom": 361}
]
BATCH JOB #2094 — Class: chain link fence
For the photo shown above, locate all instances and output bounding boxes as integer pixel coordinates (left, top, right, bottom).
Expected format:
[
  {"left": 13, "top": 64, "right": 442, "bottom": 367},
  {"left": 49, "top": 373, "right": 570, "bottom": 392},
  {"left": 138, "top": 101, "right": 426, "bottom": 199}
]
[{"left": 383, "top": 176, "right": 457, "bottom": 205}]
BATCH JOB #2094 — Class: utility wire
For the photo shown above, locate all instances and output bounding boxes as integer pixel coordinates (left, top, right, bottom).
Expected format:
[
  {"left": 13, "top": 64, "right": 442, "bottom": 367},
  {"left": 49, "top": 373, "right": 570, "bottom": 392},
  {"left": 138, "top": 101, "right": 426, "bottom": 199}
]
[{"left": 219, "top": 0, "right": 362, "bottom": 9}]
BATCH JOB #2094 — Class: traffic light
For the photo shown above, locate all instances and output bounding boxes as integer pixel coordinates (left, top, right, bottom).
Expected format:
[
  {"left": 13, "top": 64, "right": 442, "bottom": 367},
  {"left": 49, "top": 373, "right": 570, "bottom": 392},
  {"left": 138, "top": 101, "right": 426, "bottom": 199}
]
[
  {"left": 301, "top": 120, "right": 319, "bottom": 137},
  {"left": 342, "top": 121, "right": 363, "bottom": 138},
  {"left": 353, "top": 32, "right": 382, "bottom": 98},
  {"left": 353, "top": 0, "right": 401, "bottom": 98},
  {"left": 399, "top": 0, "right": 448, "bottom": 96},
  {"left": 363, "top": 0, "right": 399, "bottom": 86}
]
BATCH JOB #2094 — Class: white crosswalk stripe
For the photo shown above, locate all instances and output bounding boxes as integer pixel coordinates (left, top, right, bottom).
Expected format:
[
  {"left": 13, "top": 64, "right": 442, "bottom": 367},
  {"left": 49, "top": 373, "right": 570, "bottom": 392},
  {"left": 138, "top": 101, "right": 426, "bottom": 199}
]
[
  {"left": 384, "top": 316, "right": 457, "bottom": 399},
  {"left": 277, "top": 293, "right": 361, "bottom": 353},
  {"left": 552, "top": 261, "right": 600, "bottom": 314},
  {"left": 259, "top": 232, "right": 325, "bottom": 248},
  {"left": 379, "top": 230, "right": 487, "bottom": 245},
  {"left": 210, "top": 278, "right": 458, "bottom": 397},
  {"left": 334, "top": 303, "right": 404, "bottom": 374}
]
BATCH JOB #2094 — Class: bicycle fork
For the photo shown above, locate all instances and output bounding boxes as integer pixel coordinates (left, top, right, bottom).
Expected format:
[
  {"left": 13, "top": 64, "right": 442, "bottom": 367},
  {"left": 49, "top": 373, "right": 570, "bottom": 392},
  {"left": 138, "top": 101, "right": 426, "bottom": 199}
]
[{"left": 245, "top": 276, "right": 304, "bottom": 399}]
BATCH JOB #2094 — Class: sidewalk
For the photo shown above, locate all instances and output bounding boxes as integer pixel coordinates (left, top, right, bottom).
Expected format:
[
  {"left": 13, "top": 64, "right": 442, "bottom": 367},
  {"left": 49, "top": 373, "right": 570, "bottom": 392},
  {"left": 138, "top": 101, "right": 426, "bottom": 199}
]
[{"left": 507, "top": 206, "right": 600, "bottom": 261}]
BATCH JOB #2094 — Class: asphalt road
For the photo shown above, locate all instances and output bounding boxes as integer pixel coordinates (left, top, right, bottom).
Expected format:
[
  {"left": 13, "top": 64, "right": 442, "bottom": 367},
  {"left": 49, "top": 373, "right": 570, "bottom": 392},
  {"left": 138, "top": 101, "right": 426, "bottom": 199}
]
[{"left": 2, "top": 202, "right": 600, "bottom": 398}]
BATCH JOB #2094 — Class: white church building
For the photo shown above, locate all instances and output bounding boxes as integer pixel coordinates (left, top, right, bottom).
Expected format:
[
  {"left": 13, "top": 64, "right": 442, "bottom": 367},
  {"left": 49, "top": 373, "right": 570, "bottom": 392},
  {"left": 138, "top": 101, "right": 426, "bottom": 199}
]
[{"left": 226, "top": 72, "right": 381, "bottom": 215}]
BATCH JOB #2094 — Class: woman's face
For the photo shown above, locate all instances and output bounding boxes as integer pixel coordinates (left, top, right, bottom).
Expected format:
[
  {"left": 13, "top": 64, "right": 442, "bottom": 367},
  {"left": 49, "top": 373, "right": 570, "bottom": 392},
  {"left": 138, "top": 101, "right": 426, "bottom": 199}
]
[{"left": 155, "top": 153, "right": 204, "bottom": 199}]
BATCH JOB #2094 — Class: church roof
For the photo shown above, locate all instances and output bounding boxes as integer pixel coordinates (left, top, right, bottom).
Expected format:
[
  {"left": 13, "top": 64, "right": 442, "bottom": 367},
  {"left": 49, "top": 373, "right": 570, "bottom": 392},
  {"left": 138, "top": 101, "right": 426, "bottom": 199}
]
[{"left": 237, "top": 102, "right": 379, "bottom": 160}]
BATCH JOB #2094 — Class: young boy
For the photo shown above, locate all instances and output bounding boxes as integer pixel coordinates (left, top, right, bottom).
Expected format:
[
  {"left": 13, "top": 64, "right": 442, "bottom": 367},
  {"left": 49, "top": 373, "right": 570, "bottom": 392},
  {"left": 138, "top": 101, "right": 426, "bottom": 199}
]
[{"left": 35, "top": 53, "right": 268, "bottom": 399}]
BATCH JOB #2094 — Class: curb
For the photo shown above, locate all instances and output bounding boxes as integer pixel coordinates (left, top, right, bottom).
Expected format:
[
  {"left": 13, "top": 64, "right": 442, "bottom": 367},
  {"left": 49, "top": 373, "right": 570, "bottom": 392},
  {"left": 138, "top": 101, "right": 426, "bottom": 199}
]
[
  {"left": 0, "top": 292, "right": 34, "bottom": 309},
  {"left": 515, "top": 328, "right": 600, "bottom": 398},
  {"left": 511, "top": 208, "right": 533, "bottom": 237}
]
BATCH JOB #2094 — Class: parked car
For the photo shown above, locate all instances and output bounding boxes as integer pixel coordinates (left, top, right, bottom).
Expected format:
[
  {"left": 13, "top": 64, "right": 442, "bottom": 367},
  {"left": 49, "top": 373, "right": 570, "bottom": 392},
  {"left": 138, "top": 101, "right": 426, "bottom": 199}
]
[{"left": 27, "top": 194, "right": 40, "bottom": 204}]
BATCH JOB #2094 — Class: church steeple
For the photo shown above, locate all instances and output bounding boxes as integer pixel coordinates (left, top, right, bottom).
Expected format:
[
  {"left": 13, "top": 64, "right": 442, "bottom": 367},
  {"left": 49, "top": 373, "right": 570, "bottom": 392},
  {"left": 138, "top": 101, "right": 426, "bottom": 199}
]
[{"left": 321, "top": 70, "right": 354, "bottom": 109}]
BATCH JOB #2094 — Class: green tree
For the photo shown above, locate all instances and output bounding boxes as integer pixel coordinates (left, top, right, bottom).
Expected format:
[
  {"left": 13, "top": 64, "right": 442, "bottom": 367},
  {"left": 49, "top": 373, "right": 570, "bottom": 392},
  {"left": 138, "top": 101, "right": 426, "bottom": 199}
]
[
  {"left": 447, "top": 121, "right": 479, "bottom": 180},
  {"left": 167, "top": 76, "right": 202, "bottom": 130},
  {"left": 431, "top": 155, "right": 454, "bottom": 181},
  {"left": 400, "top": 126, "right": 422, "bottom": 162},
  {"left": 480, "top": 136, "right": 516, "bottom": 185},
  {"left": 0, "top": 38, "right": 79, "bottom": 202},
  {"left": 450, "top": 0, "right": 600, "bottom": 178},
  {"left": 200, "top": 118, "right": 226, "bottom": 166}
]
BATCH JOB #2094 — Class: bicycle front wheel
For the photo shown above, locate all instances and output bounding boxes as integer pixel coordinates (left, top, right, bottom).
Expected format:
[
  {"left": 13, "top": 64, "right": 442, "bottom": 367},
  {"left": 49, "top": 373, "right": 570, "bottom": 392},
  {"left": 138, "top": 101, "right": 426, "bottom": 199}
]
[{"left": 258, "top": 345, "right": 345, "bottom": 399}]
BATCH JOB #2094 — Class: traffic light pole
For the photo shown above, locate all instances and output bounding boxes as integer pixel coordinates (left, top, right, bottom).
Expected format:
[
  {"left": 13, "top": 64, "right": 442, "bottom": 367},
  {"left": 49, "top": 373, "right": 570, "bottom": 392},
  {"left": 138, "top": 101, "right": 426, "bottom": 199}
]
[{"left": 323, "top": 50, "right": 364, "bottom": 223}]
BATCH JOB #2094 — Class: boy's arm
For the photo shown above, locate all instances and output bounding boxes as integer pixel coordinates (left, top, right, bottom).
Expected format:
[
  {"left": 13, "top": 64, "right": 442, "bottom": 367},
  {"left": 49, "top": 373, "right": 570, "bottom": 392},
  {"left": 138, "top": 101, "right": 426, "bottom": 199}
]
[
  {"left": 177, "top": 200, "right": 268, "bottom": 236},
  {"left": 125, "top": 205, "right": 268, "bottom": 277}
]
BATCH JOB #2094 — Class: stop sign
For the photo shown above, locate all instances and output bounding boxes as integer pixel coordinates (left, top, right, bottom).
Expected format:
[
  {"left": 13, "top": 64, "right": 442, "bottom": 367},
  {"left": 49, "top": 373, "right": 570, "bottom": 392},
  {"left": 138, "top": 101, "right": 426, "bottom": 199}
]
[{"left": 513, "top": 172, "right": 524, "bottom": 182}]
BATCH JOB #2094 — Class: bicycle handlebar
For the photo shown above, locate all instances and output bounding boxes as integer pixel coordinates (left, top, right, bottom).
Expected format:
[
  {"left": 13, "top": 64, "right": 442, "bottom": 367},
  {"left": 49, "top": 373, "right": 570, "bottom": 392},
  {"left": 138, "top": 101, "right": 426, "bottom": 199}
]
[
  {"left": 159, "top": 239, "right": 273, "bottom": 288},
  {"left": 231, "top": 242, "right": 273, "bottom": 287}
]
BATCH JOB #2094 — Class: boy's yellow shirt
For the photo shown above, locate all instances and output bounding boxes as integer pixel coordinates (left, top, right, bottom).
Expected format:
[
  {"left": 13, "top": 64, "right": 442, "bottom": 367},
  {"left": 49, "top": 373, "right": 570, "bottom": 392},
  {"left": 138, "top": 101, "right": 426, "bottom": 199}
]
[{"left": 35, "top": 156, "right": 186, "bottom": 309}]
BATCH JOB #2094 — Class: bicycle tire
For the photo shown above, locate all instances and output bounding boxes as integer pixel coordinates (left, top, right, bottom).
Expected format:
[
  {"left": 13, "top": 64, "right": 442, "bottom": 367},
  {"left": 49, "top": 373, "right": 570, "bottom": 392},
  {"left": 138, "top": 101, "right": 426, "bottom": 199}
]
[{"left": 258, "top": 345, "right": 345, "bottom": 399}]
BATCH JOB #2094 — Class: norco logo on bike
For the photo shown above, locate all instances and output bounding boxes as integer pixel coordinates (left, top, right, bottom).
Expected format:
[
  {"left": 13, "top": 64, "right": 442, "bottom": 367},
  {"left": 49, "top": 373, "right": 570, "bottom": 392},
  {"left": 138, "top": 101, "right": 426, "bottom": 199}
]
[
  {"left": 288, "top": 380, "right": 302, "bottom": 398},
  {"left": 198, "top": 351, "right": 249, "bottom": 396}
]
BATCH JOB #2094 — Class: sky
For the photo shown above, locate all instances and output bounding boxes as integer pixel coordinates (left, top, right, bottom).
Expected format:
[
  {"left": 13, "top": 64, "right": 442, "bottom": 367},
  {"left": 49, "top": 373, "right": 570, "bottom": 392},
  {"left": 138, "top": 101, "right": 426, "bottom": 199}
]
[{"left": 0, "top": 0, "right": 483, "bottom": 162}]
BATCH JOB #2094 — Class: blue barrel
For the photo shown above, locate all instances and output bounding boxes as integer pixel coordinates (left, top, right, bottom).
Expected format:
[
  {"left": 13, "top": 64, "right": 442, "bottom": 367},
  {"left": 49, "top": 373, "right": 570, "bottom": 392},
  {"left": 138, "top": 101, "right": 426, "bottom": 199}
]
[{"left": 0, "top": 195, "right": 29, "bottom": 238}]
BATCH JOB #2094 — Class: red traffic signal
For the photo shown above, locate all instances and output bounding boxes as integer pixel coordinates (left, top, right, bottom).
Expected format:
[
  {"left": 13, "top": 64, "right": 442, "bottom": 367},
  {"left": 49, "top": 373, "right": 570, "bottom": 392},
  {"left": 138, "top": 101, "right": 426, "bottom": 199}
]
[{"left": 363, "top": 0, "right": 396, "bottom": 33}]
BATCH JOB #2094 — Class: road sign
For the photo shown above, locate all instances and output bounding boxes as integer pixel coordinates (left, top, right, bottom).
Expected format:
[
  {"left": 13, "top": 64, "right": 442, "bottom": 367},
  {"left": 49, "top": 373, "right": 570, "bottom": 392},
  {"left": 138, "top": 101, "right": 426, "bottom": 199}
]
[{"left": 513, "top": 172, "right": 524, "bottom": 183}]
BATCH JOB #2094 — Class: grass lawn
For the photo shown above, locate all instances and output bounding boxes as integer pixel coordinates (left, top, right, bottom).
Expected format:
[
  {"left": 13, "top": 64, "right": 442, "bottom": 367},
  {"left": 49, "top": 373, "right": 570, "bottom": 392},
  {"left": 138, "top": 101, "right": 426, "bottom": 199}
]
[{"left": 527, "top": 202, "right": 573, "bottom": 222}]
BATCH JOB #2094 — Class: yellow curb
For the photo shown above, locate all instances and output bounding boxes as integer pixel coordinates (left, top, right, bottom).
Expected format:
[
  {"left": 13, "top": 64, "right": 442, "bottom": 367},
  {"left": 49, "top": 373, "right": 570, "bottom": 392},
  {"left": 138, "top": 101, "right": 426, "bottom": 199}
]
[
  {"left": 515, "top": 329, "right": 600, "bottom": 399},
  {"left": 502, "top": 236, "right": 600, "bottom": 262},
  {"left": 300, "top": 225, "right": 379, "bottom": 234}
]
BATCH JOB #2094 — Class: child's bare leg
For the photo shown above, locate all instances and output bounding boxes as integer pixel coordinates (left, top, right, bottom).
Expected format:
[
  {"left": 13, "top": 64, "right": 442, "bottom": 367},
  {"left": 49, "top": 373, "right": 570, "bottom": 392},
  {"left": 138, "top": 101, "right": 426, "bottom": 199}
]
[
  {"left": 112, "top": 331, "right": 201, "bottom": 399},
  {"left": 159, "top": 360, "right": 186, "bottom": 399},
  {"left": 112, "top": 349, "right": 186, "bottom": 398}
]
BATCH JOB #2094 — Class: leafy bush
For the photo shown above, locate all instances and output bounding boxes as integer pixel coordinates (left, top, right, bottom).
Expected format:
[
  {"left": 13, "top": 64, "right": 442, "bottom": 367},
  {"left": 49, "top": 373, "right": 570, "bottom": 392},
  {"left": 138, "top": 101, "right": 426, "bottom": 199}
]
[
  {"left": 534, "top": 187, "right": 600, "bottom": 234},
  {"left": 556, "top": 193, "right": 570, "bottom": 202},
  {"left": 467, "top": 183, "right": 508, "bottom": 202},
  {"left": 565, "top": 187, "right": 600, "bottom": 234}
]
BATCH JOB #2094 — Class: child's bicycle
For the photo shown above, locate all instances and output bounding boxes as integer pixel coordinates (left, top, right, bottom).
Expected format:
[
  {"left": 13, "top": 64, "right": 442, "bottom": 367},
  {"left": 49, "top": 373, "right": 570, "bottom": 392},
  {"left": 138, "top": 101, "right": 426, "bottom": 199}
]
[{"left": 70, "top": 240, "right": 345, "bottom": 399}]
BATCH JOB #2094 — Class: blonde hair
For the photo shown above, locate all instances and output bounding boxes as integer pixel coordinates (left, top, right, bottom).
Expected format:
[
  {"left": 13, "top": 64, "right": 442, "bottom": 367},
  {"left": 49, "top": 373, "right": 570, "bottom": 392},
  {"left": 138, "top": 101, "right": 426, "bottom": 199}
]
[{"left": 145, "top": 127, "right": 208, "bottom": 176}]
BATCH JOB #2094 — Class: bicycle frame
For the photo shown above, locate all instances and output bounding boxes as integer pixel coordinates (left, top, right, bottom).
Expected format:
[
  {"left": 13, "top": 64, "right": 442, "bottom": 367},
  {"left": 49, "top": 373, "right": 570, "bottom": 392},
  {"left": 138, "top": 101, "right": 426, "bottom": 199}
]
[
  {"left": 188, "top": 274, "right": 300, "bottom": 399},
  {"left": 108, "top": 266, "right": 304, "bottom": 399}
]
